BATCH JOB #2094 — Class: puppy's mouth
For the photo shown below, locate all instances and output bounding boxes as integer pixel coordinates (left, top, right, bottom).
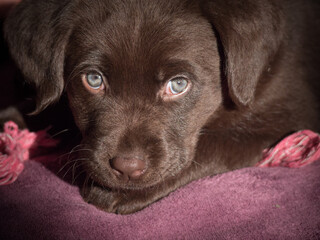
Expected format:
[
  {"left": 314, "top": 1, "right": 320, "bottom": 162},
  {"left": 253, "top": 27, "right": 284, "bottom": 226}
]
[{"left": 82, "top": 152, "right": 190, "bottom": 191}]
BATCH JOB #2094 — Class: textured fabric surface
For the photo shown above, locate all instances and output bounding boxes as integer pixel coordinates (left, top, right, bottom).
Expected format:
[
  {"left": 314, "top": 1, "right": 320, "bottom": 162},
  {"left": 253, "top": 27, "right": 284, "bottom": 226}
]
[{"left": 0, "top": 157, "right": 319, "bottom": 239}]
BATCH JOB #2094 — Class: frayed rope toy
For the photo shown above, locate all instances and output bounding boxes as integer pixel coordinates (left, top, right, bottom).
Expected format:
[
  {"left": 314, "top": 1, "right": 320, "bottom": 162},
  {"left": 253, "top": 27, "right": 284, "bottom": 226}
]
[
  {"left": 0, "top": 121, "right": 58, "bottom": 185},
  {"left": 257, "top": 130, "right": 320, "bottom": 168},
  {"left": 0, "top": 121, "right": 319, "bottom": 186}
]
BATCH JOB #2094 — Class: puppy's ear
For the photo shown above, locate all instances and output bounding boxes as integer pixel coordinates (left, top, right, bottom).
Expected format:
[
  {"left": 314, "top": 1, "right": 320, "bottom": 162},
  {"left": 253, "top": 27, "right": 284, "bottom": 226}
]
[
  {"left": 201, "top": 0, "right": 283, "bottom": 106},
  {"left": 4, "top": 0, "right": 73, "bottom": 113}
]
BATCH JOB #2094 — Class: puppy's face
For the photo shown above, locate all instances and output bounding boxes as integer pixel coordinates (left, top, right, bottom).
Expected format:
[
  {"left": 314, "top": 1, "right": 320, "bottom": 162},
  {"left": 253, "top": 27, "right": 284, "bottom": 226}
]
[
  {"left": 5, "top": 0, "right": 284, "bottom": 198},
  {"left": 65, "top": 2, "right": 222, "bottom": 189}
]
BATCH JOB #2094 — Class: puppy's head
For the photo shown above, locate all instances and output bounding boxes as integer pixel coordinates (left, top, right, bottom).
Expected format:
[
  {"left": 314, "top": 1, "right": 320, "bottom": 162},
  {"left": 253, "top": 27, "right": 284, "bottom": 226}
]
[
  {"left": 64, "top": 0, "right": 223, "bottom": 189},
  {"left": 4, "top": 0, "right": 282, "bottom": 190}
]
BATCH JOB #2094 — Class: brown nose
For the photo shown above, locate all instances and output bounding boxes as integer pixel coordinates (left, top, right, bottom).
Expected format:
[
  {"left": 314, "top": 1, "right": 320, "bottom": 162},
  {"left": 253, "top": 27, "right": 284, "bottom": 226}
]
[{"left": 110, "top": 157, "right": 146, "bottom": 181}]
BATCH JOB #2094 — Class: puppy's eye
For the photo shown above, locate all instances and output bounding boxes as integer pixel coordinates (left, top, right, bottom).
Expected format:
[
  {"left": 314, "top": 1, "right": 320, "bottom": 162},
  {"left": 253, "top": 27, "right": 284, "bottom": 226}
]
[
  {"left": 82, "top": 72, "right": 105, "bottom": 93},
  {"left": 168, "top": 78, "right": 188, "bottom": 94},
  {"left": 86, "top": 73, "right": 103, "bottom": 89},
  {"left": 164, "top": 77, "right": 190, "bottom": 98}
]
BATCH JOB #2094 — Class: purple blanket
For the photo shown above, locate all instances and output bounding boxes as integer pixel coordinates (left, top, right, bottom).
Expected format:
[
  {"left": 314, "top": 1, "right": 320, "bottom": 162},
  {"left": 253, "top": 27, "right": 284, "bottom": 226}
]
[{"left": 1, "top": 158, "right": 319, "bottom": 239}]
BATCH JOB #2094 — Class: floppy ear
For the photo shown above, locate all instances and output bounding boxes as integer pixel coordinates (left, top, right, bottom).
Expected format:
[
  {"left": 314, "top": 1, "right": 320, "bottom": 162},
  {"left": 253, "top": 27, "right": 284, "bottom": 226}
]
[
  {"left": 201, "top": 0, "right": 283, "bottom": 106},
  {"left": 4, "top": 0, "right": 73, "bottom": 113}
]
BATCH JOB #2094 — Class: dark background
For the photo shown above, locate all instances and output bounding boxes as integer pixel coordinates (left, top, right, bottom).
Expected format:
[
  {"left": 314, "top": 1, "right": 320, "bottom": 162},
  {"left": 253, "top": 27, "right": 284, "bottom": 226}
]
[{"left": 0, "top": 1, "right": 78, "bottom": 144}]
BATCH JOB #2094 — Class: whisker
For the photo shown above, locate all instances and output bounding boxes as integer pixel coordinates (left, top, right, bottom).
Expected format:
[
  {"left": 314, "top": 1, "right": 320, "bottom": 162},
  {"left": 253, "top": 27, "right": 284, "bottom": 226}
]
[
  {"left": 72, "top": 169, "right": 87, "bottom": 185},
  {"left": 57, "top": 144, "right": 85, "bottom": 159},
  {"left": 71, "top": 160, "right": 89, "bottom": 183},
  {"left": 50, "top": 128, "right": 71, "bottom": 138},
  {"left": 89, "top": 175, "right": 95, "bottom": 193},
  {"left": 57, "top": 157, "right": 90, "bottom": 174},
  {"left": 60, "top": 158, "right": 90, "bottom": 180},
  {"left": 192, "top": 160, "right": 202, "bottom": 167}
]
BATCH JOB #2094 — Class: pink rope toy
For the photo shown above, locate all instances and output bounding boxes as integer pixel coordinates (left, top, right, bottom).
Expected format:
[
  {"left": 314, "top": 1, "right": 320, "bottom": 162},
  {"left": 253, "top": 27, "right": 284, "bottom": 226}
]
[
  {"left": 0, "top": 121, "right": 58, "bottom": 185},
  {"left": 0, "top": 121, "right": 319, "bottom": 186},
  {"left": 257, "top": 130, "right": 320, "bottom": 168}
]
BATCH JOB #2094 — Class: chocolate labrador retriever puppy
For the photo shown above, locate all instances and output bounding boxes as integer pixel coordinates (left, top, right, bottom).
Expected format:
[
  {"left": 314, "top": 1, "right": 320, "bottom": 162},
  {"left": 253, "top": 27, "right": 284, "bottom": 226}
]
[{"left": 4, "top": 0, "right": 320, "bottom": 214}]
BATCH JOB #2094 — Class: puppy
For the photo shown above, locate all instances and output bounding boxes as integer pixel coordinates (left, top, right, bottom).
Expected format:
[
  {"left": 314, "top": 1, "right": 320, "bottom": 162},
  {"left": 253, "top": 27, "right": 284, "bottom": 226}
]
[{"left": 4, "top": 0, "right": 320, "bottom": 214}]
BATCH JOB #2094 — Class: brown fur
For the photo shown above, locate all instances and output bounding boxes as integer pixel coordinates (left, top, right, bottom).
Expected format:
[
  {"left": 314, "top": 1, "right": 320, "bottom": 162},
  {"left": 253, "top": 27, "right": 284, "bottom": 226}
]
[{"left": 4, "top": 0, "right": 320, "bottom": 214}]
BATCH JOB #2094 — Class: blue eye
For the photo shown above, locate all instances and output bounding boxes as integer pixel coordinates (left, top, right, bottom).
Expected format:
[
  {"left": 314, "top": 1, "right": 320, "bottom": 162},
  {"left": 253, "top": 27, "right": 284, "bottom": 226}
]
[
  {"left": 86, "top": 73, "right": 103, "bottom": 89},
  {"left": 168, "top": 77, "right": 189, "bottom": 94}
]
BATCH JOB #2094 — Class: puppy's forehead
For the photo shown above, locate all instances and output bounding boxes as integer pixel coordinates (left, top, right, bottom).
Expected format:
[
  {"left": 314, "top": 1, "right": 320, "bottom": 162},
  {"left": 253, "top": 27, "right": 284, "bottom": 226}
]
[
  {"left": 73, "top": 1, "right": 214, "bottom": 55},
  {"left": 70, "top": 0, "right": 216, "bottom": 95}
]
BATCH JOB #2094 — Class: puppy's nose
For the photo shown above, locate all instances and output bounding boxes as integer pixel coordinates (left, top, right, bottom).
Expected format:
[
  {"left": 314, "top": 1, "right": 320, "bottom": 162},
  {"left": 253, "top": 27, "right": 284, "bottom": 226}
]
[{"left": 110, "top": 157, "right": 146, "bottom": 181}]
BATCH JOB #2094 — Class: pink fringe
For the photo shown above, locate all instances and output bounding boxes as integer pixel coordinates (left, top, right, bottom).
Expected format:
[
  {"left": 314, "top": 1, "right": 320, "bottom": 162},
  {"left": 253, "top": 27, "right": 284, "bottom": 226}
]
[
  {"left": 256, "top": 130, "right": 320, "bottom": 168},
  {"left": 0, "top": 121, "right": 58, "bottom": 185}
]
